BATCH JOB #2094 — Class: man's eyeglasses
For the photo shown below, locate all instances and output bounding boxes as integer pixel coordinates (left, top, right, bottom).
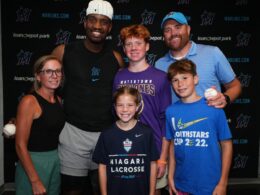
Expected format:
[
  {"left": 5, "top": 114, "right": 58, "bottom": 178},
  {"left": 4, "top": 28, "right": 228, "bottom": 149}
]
[{"left": 39, "top": 69, "right": 63, "bottom": 77}]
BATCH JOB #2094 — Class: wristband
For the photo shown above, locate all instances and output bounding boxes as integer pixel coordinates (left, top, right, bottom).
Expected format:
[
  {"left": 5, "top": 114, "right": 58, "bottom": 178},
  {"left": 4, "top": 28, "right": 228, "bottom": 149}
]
[
  {"left": 157, "top": 159, "right": 167, "bottom": 165},
  {"left": 224, "top": 94, "right": 231, "bottom": 105}
]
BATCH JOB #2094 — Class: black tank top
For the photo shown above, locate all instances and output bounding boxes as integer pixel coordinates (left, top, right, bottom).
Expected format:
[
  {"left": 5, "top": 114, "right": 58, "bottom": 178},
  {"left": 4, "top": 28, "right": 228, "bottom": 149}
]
[
  {"left": 62, "top": 41, "right": 120, "bottom": 132},
  {"left": 28, "top": 91, "right": 65, "bottom": 151}
]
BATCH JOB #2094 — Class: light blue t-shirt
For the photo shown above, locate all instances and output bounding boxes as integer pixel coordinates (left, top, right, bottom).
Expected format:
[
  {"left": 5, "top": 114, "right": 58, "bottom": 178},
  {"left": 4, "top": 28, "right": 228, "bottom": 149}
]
[
  {"left": 165, "top": 98, "right": 232, "bottom": 195},
  {"left": 155, "top": 41, "right": 236, "bottom": 103}
]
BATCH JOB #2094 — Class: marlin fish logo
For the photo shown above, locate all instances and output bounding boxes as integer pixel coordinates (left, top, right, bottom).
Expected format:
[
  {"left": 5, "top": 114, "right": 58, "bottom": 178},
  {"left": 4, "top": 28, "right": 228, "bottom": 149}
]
[{"left": 177, "top": 117, "right": 207, "bottom": 129}]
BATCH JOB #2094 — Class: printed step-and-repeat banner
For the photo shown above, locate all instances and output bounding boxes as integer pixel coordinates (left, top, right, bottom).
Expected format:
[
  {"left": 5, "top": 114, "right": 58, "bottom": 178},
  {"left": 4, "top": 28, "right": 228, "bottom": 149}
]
[{"left": 1, "top": 0, "right": 257, "bottom": 182}]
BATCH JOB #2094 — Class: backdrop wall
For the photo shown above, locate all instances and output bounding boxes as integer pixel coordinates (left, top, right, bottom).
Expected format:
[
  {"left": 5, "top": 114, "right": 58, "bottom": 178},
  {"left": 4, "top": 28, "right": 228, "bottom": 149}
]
[
  {"left": 0, "top": 0, "right": 4, "bottom": 186},
  {"left": 1, "top": 0, "right": 258, "bottom": 182}
]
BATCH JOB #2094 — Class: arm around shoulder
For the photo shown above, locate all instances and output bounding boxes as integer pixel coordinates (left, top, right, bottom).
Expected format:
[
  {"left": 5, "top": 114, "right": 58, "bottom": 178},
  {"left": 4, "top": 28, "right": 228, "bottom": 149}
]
[
  {"left": 113, "top": 50, "right": 125, "bottom": 68},
  {"left": 51, "top": 44, "right": 65, "bottom": 62}
]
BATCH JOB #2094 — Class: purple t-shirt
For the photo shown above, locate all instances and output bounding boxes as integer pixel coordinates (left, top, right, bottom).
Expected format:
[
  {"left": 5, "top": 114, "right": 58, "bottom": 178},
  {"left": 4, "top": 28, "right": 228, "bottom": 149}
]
[{"left": 113, "top": 65, "right": 172, "bottom": 152}]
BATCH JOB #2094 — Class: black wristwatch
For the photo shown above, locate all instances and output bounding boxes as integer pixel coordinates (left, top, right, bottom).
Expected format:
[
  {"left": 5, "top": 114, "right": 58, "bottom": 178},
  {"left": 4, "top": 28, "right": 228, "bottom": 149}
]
[{"left": 224, "top": 94, "right": 231, "bottom": 105}]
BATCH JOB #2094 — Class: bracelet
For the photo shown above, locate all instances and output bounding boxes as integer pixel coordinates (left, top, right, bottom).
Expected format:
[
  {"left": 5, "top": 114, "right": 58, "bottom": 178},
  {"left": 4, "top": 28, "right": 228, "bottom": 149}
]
[
  {"left": 224, "top": 94, "right": 231, "bottom": 105},
  {"left": 157, "top": 159, "right": 167, "bottom": 165}
]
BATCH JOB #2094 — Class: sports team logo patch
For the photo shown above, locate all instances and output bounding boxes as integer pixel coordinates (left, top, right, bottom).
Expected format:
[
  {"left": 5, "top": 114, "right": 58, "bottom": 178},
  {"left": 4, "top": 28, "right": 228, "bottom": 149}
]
[{"left": 123, "top": 138, "right": 132, "bottom": 152}]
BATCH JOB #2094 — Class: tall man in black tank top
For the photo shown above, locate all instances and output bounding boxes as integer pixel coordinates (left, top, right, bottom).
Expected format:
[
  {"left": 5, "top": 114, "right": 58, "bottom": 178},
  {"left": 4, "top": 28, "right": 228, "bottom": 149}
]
[{"left": 52, "top": 0, "right": 124, "bottom": 194}]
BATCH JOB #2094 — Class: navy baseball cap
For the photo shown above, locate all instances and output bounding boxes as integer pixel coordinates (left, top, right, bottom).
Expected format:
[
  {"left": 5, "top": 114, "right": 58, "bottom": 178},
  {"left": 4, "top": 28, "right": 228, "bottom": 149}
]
[{"left": 161, "top": 11, "right": 188, "bottom": 29}]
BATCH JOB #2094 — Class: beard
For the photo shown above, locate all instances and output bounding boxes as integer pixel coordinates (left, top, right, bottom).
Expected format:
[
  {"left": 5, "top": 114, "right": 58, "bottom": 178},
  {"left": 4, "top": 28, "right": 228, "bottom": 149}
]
[{"left": 166, "top": 35, "right": 189, "bottom": 52}]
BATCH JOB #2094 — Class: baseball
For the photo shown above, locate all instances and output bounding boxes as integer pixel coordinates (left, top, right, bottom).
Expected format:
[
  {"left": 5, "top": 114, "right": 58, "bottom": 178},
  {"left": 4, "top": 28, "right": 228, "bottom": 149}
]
[
  {"left": 3, "top": 124, "right": 16, "bottom": 136},
  {"left": 204, "top": 88, "right": 218, "bottom": 99}
]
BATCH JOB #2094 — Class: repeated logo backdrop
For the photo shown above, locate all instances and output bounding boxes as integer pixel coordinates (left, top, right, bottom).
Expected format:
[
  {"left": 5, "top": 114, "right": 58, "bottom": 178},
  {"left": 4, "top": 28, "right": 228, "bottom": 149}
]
[{"left": 1, "top": 0, "right": 257, "bottom": 182}]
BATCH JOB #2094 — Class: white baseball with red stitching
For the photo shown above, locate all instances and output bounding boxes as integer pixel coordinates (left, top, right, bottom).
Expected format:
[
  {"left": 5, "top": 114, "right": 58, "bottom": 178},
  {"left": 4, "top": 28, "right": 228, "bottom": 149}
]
[
  {"left": 3, "top": 124, "right": 16, "bottom": 136},
  {"left": 204, "top": 88, "right": 218, "bottom": 99}
]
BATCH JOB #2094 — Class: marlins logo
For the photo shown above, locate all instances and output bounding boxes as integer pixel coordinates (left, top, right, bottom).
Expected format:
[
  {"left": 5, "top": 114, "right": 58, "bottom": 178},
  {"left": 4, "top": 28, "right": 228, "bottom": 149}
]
[{"left": 91, "top": 66, "right": 101, "bottom": 82}]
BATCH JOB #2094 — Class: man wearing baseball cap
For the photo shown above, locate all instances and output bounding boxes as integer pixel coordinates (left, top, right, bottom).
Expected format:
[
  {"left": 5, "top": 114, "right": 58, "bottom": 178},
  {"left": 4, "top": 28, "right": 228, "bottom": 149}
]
[
  {"left": 52, "top": 0, "right": 124, "bottom": 194},
  {"left": 86, "top": 0, "right": 113, "bottom": 20},
  {"left": 155, "top": 10, "right": 241, "bottom": 107},
  {"left": 160, "top": 11, "right": 188, "bottom": 28},
  {"left": 155, "top": 10, "right": 241, "bottom": 194}
]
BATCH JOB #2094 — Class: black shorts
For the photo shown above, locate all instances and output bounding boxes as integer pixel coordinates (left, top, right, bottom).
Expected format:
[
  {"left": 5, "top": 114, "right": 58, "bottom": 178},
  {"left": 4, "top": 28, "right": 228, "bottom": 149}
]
[
  {"left": 61, "top": 170, "right": 99, "bottom": 194},
  {"left": 61, "top": 173, "right": 90, "bottom": 191}
]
